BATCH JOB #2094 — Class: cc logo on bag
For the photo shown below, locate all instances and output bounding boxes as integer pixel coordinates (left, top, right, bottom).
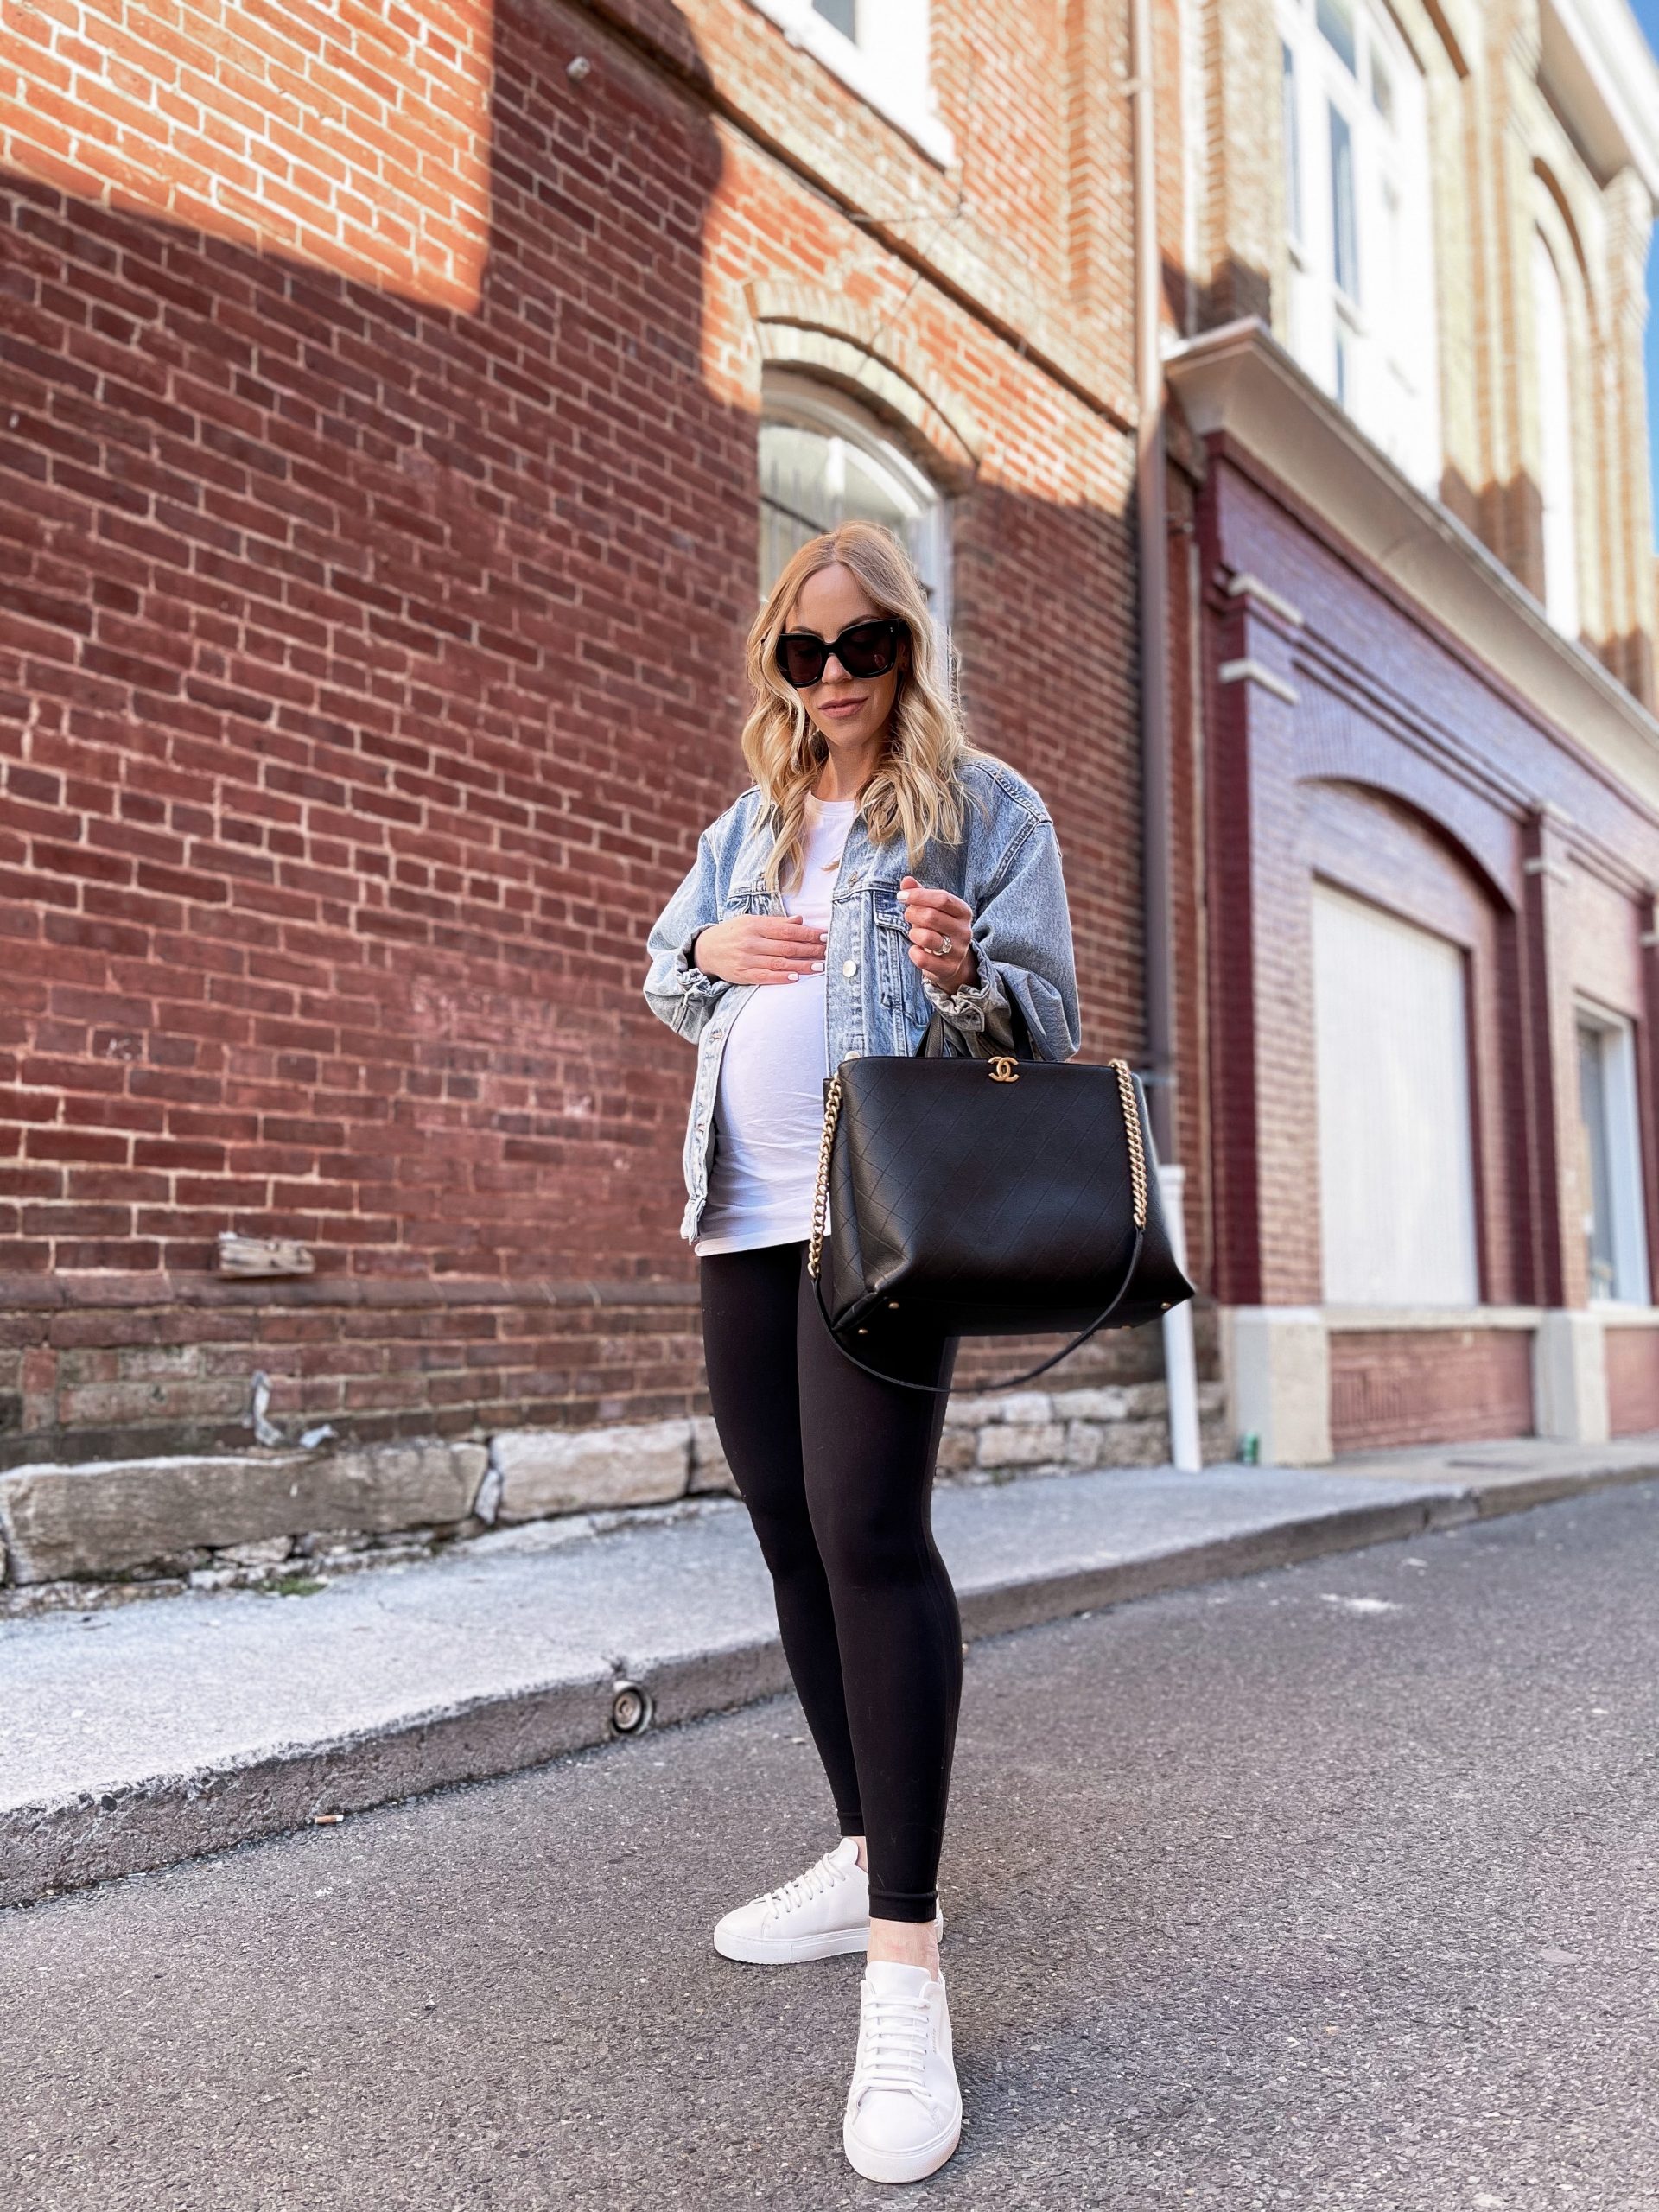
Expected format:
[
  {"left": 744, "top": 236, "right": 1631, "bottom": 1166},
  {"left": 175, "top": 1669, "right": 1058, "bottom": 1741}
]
[{"left": 988, "top": 1057, "right": 1020, "bottom": 1084}]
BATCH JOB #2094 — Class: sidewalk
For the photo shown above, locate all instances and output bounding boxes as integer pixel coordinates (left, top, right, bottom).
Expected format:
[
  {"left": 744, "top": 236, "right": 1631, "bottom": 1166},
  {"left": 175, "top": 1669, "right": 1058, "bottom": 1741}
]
[{"left": 5, "top": 1437, "right": 1656, "bottom": 1909}]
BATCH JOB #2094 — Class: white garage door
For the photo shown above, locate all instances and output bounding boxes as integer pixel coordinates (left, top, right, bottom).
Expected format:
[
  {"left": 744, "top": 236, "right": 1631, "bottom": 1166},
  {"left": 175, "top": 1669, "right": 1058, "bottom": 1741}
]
[{"left": 1313, "top": 881, "right": 1479, "bottom": 1306}]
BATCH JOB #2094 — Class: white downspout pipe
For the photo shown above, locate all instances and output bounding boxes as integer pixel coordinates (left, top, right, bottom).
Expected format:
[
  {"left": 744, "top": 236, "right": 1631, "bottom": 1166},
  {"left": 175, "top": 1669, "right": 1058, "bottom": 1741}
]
[{"left": 1159, "top": 1161, "right": 1203, "bottom": 1468}]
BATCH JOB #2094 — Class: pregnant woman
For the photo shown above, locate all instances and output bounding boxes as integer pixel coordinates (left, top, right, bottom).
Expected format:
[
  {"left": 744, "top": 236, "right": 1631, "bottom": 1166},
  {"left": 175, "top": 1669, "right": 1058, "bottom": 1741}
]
[{"left": 643, "top": 519, "right": 1080, "bottom": 2184}]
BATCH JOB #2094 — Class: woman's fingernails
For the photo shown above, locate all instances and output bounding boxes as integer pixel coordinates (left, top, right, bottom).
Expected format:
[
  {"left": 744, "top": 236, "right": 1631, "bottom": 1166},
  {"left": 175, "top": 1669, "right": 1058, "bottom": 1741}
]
[{"left": 810, "top": 961, "right": 824, "bottom": 972}]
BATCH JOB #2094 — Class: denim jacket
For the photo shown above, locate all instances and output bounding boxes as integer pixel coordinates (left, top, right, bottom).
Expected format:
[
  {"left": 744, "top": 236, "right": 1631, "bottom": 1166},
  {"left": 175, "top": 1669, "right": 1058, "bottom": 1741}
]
[{"left": 642, "top": 753, "right": 1082, "bottom": 1245}]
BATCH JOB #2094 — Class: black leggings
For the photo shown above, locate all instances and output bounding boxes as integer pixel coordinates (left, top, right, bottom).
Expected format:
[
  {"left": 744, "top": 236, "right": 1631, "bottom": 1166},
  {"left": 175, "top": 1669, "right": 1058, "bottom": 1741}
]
[{"left": 699, "top": 1240, "right": 962, "bottom": 1923}]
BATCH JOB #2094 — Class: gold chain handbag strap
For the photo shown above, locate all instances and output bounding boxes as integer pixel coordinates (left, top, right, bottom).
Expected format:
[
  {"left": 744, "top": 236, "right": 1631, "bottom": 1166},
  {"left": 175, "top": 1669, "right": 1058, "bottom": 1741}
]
[
  {"left": 806, "top": 1071, "right": 843, "bottom": 1281},
  {"left": 1109, "top": 1056, "right": 1149, "bottom": 1230},
  {"left": 806, "top": 1055, "right": 1154, "bottom": 1393}
]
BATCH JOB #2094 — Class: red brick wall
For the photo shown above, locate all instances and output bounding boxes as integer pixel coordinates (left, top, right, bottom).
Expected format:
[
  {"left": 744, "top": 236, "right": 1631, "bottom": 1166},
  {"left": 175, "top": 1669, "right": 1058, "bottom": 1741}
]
[
  {"left": 1605, "top": 1325, "right": 1659, "bottom": 1437},
  {"left": 0, "top": 0, "right": 493, "bottom": 308},
  {"left": 0, "top": 0, "right": 1154, "bottom": 1461},
  {"left": 1329, "top": 1329, "right": 1535, "bottom": 1452}
]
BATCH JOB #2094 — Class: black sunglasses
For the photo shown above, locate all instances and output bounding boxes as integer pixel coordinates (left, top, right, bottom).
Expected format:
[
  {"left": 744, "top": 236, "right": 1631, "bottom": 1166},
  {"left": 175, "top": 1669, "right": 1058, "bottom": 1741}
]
[{"left": 775, "top": 618, "right": 906, "bottom": 690}]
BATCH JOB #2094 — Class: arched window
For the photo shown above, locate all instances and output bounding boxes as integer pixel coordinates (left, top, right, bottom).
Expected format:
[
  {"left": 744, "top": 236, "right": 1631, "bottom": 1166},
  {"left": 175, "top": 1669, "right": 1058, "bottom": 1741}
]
[
  {"left": 758, "top": 376, "right": 950, "bottom": 622},
  {"left": 1530, "top": 229, "right": 1580, "bottom": 639}
]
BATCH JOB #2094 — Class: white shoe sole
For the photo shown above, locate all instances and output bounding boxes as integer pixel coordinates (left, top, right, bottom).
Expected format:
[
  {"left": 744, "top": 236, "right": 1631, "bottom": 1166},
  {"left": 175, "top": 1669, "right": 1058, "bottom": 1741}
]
[
  {"left": 842, "top": 2105, "right": 963, "bottom": 2184},
  {"left": 714, "top": 1904, "right": 944, "bottom": 1967},
  {"left": 714, "top": 1922, "right": 870, "bottom": 1964}
]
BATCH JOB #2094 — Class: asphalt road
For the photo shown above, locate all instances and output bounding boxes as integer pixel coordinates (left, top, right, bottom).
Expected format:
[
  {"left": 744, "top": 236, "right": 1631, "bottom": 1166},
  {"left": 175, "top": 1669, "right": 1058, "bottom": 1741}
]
[{"left": 6, "top": 1480, "right": 1657, "bottom": 2212}]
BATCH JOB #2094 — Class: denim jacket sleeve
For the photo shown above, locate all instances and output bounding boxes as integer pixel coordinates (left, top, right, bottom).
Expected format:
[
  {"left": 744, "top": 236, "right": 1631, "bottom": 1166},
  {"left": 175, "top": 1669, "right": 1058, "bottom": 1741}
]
[
  {"left": 644, "top": 823, "right": 731, "bottom": 1043},
  {"left": 922, "top": 810, "right": 1082, "bottom": 1063}
]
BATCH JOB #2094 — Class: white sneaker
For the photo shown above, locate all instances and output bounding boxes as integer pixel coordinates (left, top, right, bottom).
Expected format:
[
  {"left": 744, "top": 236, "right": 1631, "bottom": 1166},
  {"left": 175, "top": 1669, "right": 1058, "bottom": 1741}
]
[
  {"left": 842, "top": 1959, "right": 963, "bottom": 2184},
  {"left": 712, "top": 1838, "right": 944, "bottom": 1965}
]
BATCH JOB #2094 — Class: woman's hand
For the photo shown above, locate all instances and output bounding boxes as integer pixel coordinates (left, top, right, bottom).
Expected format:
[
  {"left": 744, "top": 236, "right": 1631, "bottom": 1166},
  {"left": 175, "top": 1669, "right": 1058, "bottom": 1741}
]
[
  {"left": 693, "top": 914, "right": 827, "bottom": 984},
  {"left": 898, "top": 876, "right": 978, "bottom": 993}
]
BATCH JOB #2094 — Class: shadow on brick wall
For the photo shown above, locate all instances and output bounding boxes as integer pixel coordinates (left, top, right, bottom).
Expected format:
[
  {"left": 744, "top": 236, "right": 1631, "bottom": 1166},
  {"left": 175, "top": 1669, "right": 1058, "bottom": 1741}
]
[
  {"left": 0, "top": 0, "right": 1179, "bottom": 1464},
  {"left": 1165, "top": 251, "right": 1274, "bottom": 340},
  {"left": 1440, "top": 461, "right": 1655, "bottom": 712}
]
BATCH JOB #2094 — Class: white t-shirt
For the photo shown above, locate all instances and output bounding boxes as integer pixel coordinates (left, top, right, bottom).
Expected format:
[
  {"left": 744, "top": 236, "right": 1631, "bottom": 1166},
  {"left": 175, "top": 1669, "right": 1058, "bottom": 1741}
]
[{"left": 694, "top": 795, "right": 857, "bottom": 1256}]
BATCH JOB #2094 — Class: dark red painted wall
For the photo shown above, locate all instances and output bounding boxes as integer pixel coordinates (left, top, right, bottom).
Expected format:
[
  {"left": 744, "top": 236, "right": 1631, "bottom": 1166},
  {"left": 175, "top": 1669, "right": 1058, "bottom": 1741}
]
[{"left": 1196, "top": 443, "right": 1659, "bottom": 1448}]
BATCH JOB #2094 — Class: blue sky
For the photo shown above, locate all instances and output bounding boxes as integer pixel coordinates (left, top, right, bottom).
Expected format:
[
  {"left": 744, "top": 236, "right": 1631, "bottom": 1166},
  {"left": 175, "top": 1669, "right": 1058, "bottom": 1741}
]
[{"left": 1637, "top": 0, "right": 1659, "bottom": 543}]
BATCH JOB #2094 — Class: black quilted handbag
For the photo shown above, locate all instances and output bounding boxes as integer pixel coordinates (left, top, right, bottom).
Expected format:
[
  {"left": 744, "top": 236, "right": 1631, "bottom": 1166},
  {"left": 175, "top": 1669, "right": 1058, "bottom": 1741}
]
[{"left": 807, "top": 1011, "right": 1195, "bottom": 1392}]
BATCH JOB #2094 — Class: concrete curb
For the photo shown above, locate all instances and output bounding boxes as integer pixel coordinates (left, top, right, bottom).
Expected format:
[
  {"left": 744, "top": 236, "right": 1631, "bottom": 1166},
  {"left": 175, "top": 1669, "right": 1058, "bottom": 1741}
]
[
  {"left": 9, "top": 1671, "right": 616, "bottom": 1906},
  {"left": 1460, "top": 1461, "right": 1659, "bottom": 1517},
  {"left": 2, "top": 1630, "right": 806, "bottom": 1911},
  {"left": 3, "top": 1458, "right": 1653, "bottom": 1910},
  {"left": 954, "top": 1485, "right": 1478, "bottom": 1640}
]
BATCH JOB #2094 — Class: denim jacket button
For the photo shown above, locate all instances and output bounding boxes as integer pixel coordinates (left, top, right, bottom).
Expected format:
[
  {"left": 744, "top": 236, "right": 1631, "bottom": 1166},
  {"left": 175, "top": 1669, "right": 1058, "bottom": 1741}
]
[{"left": 842, "top": 957, "right": 858, "bottom": 976}]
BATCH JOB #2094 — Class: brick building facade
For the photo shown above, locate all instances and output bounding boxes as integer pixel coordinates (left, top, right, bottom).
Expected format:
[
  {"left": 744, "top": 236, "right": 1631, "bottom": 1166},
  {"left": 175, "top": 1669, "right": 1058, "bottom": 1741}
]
[
  {"left": 1165, "top": 0, "right": 1659, "bottom": 1456},
  {"left": 0, "top": 0, "right": 1160, "bottom": 1480},
  {"left": 1, "top": 0, "right": 1657, "bottom": 1523}
]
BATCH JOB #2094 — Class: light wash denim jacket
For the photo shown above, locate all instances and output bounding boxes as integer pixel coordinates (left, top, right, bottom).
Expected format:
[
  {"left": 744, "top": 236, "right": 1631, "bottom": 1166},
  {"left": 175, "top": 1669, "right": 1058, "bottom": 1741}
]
[{"left": 643, "top": 753, "right": 1082, "bottom": 1245}]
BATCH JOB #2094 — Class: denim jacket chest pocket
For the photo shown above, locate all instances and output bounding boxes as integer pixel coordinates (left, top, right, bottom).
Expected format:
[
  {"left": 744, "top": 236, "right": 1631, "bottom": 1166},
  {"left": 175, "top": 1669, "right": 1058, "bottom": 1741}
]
[
  {"left": 868, "top": 882, "right": 924, "bottom": 1019},
  {"left": 721, "top": 880, "right": 779, "bottom": 917}
]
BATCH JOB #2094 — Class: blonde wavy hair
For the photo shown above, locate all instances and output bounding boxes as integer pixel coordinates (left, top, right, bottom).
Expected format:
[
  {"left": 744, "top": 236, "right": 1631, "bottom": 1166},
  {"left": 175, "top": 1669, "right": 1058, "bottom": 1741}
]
[{"left": 741, "top": 520, "right": 982, "bottom": 893}]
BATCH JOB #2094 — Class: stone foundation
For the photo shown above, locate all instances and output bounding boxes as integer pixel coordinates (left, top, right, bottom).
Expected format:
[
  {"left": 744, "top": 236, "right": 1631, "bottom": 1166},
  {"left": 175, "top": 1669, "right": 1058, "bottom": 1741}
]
[{"left": 0, "top": 1380, "right": 1230, "bottom": 1612}]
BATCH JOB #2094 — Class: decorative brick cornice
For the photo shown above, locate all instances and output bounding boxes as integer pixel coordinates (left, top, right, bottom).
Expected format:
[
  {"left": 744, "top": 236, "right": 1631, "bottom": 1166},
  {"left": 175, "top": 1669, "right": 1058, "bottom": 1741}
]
[
  {"left": 1224, "top": 571, "right": 1306, "bottom": 629},
  {"left": 1217, "top": 657, "right": 1300, "bottom": 705},
  {"left": 1167, "top": 318, "right": 1659, "bottom": 814},
  {"left": 1538, "top": 0, "right": 1659, "bottom": 200}
]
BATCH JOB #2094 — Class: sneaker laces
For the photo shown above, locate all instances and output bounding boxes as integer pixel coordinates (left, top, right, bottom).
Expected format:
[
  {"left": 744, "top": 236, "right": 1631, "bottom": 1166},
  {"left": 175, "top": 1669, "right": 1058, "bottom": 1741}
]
[
  {"left": 763, "top": 1850, "right": 844, "bottom": 1918},
  {"left": 855, "top": 1985, "right": 932, "bottom": 2101}
]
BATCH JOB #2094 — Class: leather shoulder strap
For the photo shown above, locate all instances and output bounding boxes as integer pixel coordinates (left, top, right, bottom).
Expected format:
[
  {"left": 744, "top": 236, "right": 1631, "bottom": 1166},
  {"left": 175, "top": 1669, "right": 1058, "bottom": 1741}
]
[{"left": 810, "top": 1227, "right": 1146, "bottom": 1395}]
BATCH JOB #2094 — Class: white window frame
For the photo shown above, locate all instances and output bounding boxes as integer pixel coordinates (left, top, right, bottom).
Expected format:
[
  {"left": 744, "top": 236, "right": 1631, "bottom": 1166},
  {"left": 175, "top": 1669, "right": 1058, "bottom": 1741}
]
[
  {"left": 1574, "top": 1001, "right": 1650, "bottom": 1305},
  {"left": 1277, "top": 0, "right": 1440, "bottom": 490},
  {"left": 760, "top": 373, "right": 952, "bottom": 627},
  {"left": 1531, "top": 229, "right": 1581, "bottom": 640},
  {"left": 745, "top": 0, "right": 953, "bottom": 167}
]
